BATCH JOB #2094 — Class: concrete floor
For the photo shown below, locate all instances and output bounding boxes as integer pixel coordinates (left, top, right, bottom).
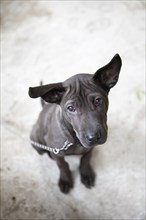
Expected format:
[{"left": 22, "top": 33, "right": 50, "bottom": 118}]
[{"left": 1, "top": 1, "right": 145, "bottom": 220}]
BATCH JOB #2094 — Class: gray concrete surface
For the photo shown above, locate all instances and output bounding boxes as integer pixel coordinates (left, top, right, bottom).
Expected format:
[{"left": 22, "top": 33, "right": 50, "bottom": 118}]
[{"left": 1, "top": 1, "right": 145, "bottom": 220}]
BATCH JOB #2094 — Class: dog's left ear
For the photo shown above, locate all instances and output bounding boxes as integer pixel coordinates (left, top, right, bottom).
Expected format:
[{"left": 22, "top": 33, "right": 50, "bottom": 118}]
[
  {"left": 93, "top": 54, "right": 122, "bottom": 92},
  {"left": 29, "top": 83, "right": 66, "bottom": 104}
]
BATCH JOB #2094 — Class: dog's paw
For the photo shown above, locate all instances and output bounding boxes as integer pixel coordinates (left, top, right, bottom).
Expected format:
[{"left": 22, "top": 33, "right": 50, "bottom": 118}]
[
  {"left": 58, "top": 178, "right": 73, "bottom": 194},
  {"left": 80, "top": 166, "right": 96, "bottom": 189}
]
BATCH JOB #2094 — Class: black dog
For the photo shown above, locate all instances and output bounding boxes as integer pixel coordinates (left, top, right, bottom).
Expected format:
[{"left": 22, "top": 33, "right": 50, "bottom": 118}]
[{"left": 29, "top": 54, "right": 122, "bottom": 193}]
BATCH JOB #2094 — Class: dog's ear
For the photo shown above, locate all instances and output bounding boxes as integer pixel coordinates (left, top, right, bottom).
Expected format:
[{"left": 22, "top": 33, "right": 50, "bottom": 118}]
[
  {"left": 93, "top": 54, "right": 122, "bottom": 92},
  {"left": 29, "top": 83, "right": 66, "bottom": 104}
]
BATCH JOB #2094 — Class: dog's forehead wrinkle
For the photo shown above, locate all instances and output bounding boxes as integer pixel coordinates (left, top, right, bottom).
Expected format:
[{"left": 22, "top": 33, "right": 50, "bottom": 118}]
[
  {"left": 64, "top": 73, "right": 92, "bottom": 89},
  {"left": 62, "top": 77, "right": 108, "bottom": 112},
  {"left": 64, "top": 77, "right": 97, "bottom": 98}
]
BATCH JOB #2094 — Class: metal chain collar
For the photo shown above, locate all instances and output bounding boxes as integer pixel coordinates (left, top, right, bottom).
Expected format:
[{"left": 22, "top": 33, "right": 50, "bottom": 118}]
[{"left": 30, "top": 139, "right": 73, "bottom": 154}]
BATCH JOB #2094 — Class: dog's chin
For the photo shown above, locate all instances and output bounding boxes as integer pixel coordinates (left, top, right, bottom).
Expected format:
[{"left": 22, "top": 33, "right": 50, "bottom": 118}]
[{"left": 79, "top": 138, "right": 107, "bottom": 149}]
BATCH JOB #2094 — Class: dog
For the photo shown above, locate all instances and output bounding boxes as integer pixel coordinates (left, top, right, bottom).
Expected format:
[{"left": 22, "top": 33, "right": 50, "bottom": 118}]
[{"left": 28, "top": 54, "right": 122, "bottom": 194}]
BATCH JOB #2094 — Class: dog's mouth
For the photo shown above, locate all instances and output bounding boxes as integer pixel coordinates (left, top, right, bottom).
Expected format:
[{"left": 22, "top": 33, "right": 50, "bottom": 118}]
[{"left": 82, "top": 137, "right": 107, "bottom": 149}]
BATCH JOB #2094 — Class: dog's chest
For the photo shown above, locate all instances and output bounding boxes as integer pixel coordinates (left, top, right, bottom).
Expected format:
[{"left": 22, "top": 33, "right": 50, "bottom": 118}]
[{"left": 58, "top": 144, "right": 90, "bottom": 156}]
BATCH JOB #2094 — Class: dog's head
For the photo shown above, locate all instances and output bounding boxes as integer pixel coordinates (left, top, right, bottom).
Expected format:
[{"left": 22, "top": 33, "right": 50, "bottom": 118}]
[{"left": 29, "top": 54, "right": 122, "bottom": 148}]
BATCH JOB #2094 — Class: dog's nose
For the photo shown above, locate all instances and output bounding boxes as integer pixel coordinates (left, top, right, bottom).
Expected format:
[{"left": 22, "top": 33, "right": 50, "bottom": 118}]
[{"left": 86, "top": 134, "right": 99, "bottom": 145}]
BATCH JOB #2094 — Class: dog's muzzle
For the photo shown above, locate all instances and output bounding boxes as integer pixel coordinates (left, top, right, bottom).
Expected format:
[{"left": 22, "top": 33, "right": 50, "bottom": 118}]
[{"left": 79, "top": 129, "right": 107, "bottom": 148}]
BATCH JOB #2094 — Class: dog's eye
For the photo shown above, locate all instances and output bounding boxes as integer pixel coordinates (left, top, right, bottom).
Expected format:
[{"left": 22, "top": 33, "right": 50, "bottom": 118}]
[
  {"left": 67, "top": 105, "right": 76, "bottom": 112},
  {"left": 94, "top": 97, "right": 102, "bottom": 106}
]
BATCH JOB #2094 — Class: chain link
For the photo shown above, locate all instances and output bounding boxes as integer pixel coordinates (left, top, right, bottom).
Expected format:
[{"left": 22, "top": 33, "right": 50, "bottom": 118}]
[{"left": 30, "top": 140, "right": 73, "bottom": 154}]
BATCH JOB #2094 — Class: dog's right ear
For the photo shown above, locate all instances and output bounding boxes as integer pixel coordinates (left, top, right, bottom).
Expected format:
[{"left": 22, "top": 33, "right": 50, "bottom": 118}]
[
  {"left": 28, "top": 83, "right": 66, "bottom": 104},
  {"left": 93, "top": 54, "right": 122, "bottom": 92}
]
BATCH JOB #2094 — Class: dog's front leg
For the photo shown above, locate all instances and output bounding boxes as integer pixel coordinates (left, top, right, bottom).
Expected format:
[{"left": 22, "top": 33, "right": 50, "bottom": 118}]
[
  {"left": 53, "top": 155, "right": 73, "bottom": 194},
  {"left": 79, "top": 150, "right": 95, "bottom": 188}
]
